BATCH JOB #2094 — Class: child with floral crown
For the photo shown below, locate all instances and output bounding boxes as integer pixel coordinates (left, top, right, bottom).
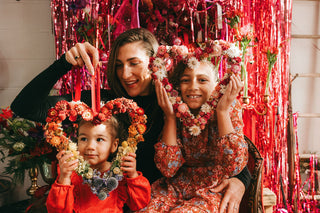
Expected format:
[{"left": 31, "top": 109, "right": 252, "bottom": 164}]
[
  {"left": 139, "top": 41, "right": 248, "bottom": 212},
  {"left": 45, "top": 99, "right": 151, "bottom": 213}
]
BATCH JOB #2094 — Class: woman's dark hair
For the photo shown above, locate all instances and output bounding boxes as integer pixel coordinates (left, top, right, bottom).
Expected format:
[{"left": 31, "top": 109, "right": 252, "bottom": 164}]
[{"left": 107, "top": 28, "right": 159, "bottom": 98}]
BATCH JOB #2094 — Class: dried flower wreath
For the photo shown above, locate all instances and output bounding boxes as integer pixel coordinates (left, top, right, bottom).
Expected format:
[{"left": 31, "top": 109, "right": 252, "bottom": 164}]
[
  {"left": 149, "top": 40, "right": 242, "bottom": 136},
  {"left": 44, "top": 98, "right": 147, "bottom": 200}
]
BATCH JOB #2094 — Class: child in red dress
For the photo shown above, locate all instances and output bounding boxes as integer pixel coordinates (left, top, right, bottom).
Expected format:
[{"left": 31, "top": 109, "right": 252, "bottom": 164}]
[
  {"left": 46, "top": 116, "right": 151, "bottom": 213},
  {"left": 139, "top": 60, "right": 248, "bottom": 212}
]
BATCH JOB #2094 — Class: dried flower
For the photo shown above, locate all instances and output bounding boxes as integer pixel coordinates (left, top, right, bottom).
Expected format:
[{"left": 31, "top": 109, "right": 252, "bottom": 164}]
[{"left": 12, "top": 142, "right": 25, "bottom": 152}]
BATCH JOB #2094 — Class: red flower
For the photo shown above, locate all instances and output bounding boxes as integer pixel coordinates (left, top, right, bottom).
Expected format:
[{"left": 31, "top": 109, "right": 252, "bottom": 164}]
[
  {"left": 75, "top": 103, "right": 88, "bottom": 114},
  {"left": 136, "top": 108, "right": 145, "bottom": 116},
  {"left": 47, "top": 108, "right": 58, "bottom": 118},
  {"left": 58, "top": 112, "right": 67, "bottom": 121},
  {"left": 0, "top": 107, "right": 13, "bottom": 121},
  {"left": 55, "top": 100, "right": 70, "bottom": 111},
  {"left": 105, "top": 102, "right": 114, "bottom": 110},
  {"left": 135, "top": 123, "right": 147, "bottom": 134}
]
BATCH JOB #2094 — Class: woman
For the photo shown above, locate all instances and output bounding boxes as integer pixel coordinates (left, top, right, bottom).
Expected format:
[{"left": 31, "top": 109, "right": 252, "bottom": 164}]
[{"left": 11, "top": 28, "right": 250, "bottom": 213}]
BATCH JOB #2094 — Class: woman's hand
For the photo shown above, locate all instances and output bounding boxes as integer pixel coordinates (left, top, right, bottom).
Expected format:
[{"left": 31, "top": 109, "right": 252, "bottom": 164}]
[
  {"left": 121, "top": 153, "right": 138, "bottom": 179},
  {"left": 155, "top": 79, "right": 175, "bottom": 119},
  {"left": 65, "top": 42, "right": 100, "bottom": 75},
  {"left": 210, "top": 177, "right": 245, "bottom": 213},
  {"left": 216, "top": 74, "right": 243, "bottom": 113},
  {"left": 56, "top": 150, "right": 78, "bottom": 185}
]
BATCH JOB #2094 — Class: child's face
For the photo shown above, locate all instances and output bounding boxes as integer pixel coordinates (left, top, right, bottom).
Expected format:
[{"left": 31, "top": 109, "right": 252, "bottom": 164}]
[
  {"left": 77, "top": 122, "right": 118, "bottom": 171},
  {"left": 179, "top": 61, "right": 217, "bottom": 114}
]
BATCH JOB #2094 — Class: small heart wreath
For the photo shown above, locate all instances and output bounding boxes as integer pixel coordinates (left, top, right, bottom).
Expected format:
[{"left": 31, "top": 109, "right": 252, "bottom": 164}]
[
  {"left": 44, "top": 97, "right": 147, "bottom": 200},
  {"left": 149, "top": 40, "right": 242, "bottom": 137}
]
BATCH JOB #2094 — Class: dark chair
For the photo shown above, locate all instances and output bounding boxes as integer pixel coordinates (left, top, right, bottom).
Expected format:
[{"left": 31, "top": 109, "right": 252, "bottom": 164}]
[{"left": 239, "top": 135, "right": 264, "bottom": 213}]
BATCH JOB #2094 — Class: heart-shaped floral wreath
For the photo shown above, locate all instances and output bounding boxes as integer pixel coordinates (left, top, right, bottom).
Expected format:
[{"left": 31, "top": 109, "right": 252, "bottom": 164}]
[
  {"left": 148, "top": 40, "right": 242, "bottom": 137},
  {"left": 44, "top": 97, "right": 147, "bottom": 200}
]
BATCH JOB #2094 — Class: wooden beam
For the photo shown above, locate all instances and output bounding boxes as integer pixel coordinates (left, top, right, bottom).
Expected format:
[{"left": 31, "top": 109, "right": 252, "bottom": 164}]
[
  {"left": 291, "top": 35, "right": 320, "bottom": 39},
  {"left": 298, "top": 113, "right": 320, "bottom": 118},
  {"left": 293, "top": 73, "right": 320, "bottom": 78}
]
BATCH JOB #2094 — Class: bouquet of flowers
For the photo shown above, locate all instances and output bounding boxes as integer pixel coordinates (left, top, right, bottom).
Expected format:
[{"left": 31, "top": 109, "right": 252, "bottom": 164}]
[{"left": 0, "top": 107, "right": 54, "bottom": 184}]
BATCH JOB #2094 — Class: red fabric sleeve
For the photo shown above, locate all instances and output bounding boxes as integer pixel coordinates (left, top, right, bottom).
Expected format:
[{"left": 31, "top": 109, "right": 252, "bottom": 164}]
[
  {"left": 46, "top": 179, "right": 75, "bottom": 213},
  {"left": 118, "top": 172, "right": 151, "bottom": 211},
  {"left": 154, "top": 141, "right": 185, "bottom": 177},
  {"left": 215, "top": 100, "right": 248, "bottom": 177}
]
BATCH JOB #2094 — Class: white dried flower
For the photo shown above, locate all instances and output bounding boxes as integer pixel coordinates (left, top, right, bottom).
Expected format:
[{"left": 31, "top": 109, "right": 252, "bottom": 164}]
[
  {"left": 153, "top": 58, "right": 164, "bottom": 67},
  {"left": 169, "top": 97, "right": 177, "bottom": 105},
  {"left": 85, "top": 168, "right": 94, "bottom": 179},
  {"left": 155, "top": 68, "right": 167, "bottom": 81},
  {"left": 225, "top": 43, "right": 241, "bottom": 58},
  {"left": 187, "top": 57, "right": 200, "bottom": 70},
  {"left": 189, "top": 125, "right": 201, "bottom": 136},
  {"left": 200, "top": 103, "right": 212, "bottom": 114},
  {"left": 68, "top": 142, "right": 78, "bottom": 151},
  {"left": 113, "top": 167, "right": 121, "bottom": 175},
  {"left": 13, "top": 142, "right": 25, "bottom": 152},
  {"left": 219, "top": 84, "right": 227, "bottom": 94}
]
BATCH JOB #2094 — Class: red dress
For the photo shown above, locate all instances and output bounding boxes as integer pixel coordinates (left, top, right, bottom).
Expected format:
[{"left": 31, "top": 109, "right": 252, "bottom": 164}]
[
  {"left": 46, "top": 170, "right": 151, "bottom": 213},
  {"left": 139, "top": 100, "right": 248, "bottom": 212}
]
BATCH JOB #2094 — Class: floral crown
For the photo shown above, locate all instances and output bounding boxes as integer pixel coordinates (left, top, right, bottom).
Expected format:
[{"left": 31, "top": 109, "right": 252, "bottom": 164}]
[
  {"left": 44, "top": 98, "right": 147, "bottom": 200},
  {"left": 148, "top": 40, "right": 242, "bottom": 136}
]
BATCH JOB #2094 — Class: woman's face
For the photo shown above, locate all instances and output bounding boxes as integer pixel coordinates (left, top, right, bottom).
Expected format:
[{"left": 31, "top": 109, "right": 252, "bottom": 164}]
[
  {"left": 116, "top": 42, "right": 152, "bottom": 97},
  {"left": 179, "top": 62, "right": 217, "bottom": 114},
  {"left": 77, "top": 122, "right": 118, "bottom": 172}
]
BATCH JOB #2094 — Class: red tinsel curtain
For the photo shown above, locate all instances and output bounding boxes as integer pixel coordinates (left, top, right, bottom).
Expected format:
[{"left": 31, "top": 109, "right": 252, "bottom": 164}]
[{"left": 51, "top": 0, "right": 294, "bottom": 211}]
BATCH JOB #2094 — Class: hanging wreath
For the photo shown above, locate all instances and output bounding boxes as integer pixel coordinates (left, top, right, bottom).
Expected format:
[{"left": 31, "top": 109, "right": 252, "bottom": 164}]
[
  {"left": 44, "top": 98, "right": 147, "bottom": 200},
  {"left": 149, "top": 40, "right": 242, "bottom": 136}
]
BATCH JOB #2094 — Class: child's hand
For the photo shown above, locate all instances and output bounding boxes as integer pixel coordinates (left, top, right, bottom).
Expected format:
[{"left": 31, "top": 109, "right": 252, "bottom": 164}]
[
  {"left": 56, "top": 150, "right": 78, "bottom": 185},
  {"left": 216, "top": 74, "right": 243, "bottom": 113},
  {"left": 121, "top": 153, "right": 138, "bottom": 179},
  {"left": 155, "top": 80, "right": 175, "bottom": 119}
]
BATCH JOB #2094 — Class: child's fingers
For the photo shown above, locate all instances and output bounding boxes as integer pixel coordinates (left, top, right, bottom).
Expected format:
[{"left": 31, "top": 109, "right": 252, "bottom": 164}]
[
  {"left": 68, "top": 159, "right": 79, "bottom": 169},
  {"left": 126, "top": 152, "right": 136, "bottom": 158},
  {"left": 162, "top": 87, "right": 171, "bottom": 107},
  {"left": 59, "top": 153, "right": 75, "bottom": 166},
  {"left": 229, "top": 74, "right": 242, "bottom": 96},
  {"left": 225, "top": 76, "right": 233, "bottom": 95},
  {"left": 121, "top": 154, "right": 136, "bottom": 163},
  {"left": 234, "top": 75, "right": 243, "bottom": 90},
  {"left": 121, "top": 160, "right": 135, "bottom": 168},
  {"left": 60, "top": 159, "right": 78, "bottom": 171},
  {"left": 121, "top": 153, "right": 136, "bottom": 168},
  {"left": 155, "top": 80, "right": 164, "bottom": 105},
  {"left": 56, "top": 150, "right": 66, "bottom": 160}
]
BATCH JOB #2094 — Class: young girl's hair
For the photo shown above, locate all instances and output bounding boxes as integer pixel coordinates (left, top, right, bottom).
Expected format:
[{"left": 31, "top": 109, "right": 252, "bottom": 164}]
[
  {"left": 78, "top": 116, "right": 122, "bottom": 140},
  {"left": 107, "top": 28, "right": 159, "bottom": 98}
]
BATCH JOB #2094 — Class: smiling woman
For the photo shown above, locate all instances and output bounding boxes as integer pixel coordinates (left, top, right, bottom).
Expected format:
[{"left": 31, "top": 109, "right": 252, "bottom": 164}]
[{"left": 115, "top": 42, "right": 153, "bottom": 97}]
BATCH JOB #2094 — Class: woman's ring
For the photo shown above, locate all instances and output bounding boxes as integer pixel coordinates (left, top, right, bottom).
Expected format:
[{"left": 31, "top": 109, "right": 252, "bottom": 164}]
[{"left": 75, "top": 55, "right": 80, "bottom": 60}]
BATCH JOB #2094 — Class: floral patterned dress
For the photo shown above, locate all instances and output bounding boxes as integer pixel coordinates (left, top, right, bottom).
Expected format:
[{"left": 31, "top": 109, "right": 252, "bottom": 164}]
[{"left": 138, "top": 100, "right": 248, "bottom": 213}]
